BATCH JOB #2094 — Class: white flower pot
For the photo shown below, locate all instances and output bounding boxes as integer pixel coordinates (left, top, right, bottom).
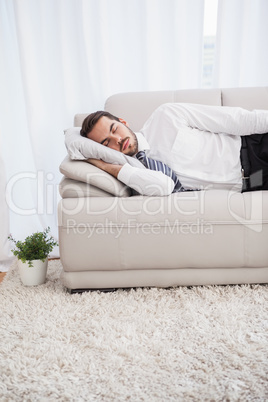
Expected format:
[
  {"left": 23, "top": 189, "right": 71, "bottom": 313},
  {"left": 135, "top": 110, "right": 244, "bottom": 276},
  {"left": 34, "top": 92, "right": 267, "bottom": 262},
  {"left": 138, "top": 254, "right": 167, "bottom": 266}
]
[{"left": 18, "top": 258, "right": 48, "bottom": 286}]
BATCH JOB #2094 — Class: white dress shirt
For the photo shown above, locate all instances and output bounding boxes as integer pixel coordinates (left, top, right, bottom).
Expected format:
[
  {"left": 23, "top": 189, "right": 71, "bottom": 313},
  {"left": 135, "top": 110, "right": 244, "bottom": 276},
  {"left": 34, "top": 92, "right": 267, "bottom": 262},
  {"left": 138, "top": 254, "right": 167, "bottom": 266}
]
[{"left": 117, "top": 103, "right": 268, "bottom": 196}]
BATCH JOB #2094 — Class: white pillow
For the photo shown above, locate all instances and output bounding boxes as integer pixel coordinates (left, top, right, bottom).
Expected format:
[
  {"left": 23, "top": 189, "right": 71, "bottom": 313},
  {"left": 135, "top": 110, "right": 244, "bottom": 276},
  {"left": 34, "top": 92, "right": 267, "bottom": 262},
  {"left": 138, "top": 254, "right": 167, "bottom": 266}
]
[{"left": 64, "top": 127, "right": 145, "bottom": 169}]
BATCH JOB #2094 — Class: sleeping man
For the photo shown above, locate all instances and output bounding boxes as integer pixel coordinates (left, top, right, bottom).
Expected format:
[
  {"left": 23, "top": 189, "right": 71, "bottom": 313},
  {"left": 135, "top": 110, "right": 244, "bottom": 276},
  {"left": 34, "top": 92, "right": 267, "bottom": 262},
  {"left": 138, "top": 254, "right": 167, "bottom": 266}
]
[{"left": 79, "top": 103, "right": 268, "bottom": 196}]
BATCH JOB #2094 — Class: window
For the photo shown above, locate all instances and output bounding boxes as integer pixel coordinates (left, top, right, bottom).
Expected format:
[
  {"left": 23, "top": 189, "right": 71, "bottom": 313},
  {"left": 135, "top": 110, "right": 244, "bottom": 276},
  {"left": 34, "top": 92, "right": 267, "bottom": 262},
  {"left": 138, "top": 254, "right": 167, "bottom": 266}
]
[{"left": 202, "top": 0, "right": 218, "bottom": 88}]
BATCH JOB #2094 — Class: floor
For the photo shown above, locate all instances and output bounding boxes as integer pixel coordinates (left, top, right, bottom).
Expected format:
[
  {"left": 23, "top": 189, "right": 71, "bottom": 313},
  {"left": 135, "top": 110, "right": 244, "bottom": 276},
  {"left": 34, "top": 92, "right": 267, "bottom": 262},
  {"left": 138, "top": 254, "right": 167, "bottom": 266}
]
[{"left": 0, "top": 272, "right": 6, "bottom": 284}]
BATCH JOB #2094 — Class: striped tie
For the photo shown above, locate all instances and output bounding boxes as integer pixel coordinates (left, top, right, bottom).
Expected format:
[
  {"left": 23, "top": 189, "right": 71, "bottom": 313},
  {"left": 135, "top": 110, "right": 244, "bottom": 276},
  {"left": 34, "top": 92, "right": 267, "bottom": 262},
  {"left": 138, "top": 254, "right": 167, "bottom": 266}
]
[{"left": 136, "top": 150, "right": 186, "bottom": 193}]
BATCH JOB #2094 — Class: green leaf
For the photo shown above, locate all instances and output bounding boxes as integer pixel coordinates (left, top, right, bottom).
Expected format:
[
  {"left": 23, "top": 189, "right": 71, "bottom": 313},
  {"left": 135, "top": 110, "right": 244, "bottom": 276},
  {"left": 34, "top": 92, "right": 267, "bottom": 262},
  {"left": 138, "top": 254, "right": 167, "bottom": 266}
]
[{"left": 8, "top": 227, "right": 58, "bottom": 265}]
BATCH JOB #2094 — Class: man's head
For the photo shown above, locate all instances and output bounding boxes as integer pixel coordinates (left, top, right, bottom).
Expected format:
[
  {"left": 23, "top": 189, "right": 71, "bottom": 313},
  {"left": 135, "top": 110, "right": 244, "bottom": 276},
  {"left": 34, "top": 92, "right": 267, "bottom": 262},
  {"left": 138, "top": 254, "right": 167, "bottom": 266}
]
[{"left": 80, "top": 111, "right": 138, "bottom": 156}]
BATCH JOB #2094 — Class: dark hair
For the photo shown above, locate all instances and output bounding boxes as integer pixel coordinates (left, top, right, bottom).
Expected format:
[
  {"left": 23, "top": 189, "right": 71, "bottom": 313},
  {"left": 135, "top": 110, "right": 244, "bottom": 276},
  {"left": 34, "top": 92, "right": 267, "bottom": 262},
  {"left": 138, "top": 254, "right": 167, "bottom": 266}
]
[{"left": 80, "top": 111, "right": 120, "bottom": 137}]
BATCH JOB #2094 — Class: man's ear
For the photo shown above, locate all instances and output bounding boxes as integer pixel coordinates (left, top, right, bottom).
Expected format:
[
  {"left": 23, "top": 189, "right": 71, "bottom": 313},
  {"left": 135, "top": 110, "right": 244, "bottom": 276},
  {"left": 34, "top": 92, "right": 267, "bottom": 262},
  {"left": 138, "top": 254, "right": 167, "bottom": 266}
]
[{"left": 119, "top": 118, "right": 129, "bottom": 127}]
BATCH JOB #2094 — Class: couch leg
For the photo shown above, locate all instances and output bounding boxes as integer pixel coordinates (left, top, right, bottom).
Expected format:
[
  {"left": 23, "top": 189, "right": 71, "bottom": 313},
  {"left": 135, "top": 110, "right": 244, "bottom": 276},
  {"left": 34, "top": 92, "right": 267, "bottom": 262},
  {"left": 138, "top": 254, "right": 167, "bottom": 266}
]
[{"left": 68, "top": 288, "right": 117, "bottom": 294}]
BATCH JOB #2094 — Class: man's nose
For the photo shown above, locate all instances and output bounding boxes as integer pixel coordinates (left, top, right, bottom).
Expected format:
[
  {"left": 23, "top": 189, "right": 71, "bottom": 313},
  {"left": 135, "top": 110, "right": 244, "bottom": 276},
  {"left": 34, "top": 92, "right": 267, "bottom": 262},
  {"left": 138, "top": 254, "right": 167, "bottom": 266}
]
[{"left": 111, "top": 133, "right": 122, "bottom": 145}]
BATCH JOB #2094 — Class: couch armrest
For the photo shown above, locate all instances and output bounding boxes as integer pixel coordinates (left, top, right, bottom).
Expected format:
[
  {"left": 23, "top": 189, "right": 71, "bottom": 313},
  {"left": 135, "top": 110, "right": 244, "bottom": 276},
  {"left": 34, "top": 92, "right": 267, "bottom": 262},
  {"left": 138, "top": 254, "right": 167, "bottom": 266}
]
[{"left": 59, "top": 156, "right": 132, "bottom": 197}]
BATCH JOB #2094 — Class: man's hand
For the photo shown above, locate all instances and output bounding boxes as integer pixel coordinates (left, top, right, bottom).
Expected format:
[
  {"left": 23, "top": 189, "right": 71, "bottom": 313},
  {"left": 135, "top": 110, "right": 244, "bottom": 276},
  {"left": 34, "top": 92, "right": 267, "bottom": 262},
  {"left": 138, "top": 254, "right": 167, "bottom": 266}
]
[{"left": 86, "top": 158, "right": 123, "bottom": 178}]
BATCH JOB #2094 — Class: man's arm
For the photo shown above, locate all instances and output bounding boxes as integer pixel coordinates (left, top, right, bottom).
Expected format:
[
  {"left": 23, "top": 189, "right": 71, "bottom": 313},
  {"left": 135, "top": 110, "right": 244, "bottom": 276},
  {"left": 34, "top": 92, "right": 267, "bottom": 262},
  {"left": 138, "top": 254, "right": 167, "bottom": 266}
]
[
  {"left": 86, "top": 159, "right": 175, "bottom": 196},
  {"left": 151, "top": 103, "right": 268, "bottom": 136},
  {"left": 87, "top": 158, "right": 122, "bottom": 178}
]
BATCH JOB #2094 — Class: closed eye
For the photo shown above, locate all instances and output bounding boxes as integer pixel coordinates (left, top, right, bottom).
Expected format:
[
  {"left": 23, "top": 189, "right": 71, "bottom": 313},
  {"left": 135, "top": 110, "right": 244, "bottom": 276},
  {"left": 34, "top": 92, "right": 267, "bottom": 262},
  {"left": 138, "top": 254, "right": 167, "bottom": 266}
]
[
  {"left": 102, "top": 139, "right": 109, "bottom": 147},
  {"left": 101, "top": 124, "right": 118, "bottom": 146}
]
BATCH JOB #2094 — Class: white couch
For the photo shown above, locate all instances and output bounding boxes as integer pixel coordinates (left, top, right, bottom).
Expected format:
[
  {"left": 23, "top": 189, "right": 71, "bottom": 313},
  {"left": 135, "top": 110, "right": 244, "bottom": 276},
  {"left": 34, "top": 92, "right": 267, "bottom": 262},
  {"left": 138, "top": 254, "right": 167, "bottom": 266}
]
[{"left": 58, "top": 87, "right": 268, "bottom": 292}]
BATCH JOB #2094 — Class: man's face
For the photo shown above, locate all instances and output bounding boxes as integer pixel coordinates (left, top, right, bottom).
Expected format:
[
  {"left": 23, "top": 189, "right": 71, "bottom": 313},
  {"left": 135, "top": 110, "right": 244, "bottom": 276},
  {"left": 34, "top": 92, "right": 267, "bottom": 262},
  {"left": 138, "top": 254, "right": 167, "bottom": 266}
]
[{"left": 87, "top": 116, "right": 138, "bottom": 156}]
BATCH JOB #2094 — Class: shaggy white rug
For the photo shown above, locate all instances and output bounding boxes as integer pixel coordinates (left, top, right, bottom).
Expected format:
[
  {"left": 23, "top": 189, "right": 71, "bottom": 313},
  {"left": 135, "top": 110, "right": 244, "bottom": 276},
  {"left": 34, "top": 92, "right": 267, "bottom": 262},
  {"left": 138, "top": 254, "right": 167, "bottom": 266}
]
[{"left": 0, "top": 260, "right": 267, "bottom": 401}]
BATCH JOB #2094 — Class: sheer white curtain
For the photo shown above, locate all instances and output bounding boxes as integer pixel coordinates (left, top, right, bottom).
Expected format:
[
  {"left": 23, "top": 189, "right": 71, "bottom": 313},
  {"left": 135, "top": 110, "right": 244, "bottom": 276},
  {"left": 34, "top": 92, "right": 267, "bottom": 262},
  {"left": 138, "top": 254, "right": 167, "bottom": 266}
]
[
  {"left": 0, "top": 152, "right": 9, "bottom": 266},
  {"left": 0, "top": 0, "right": 205, "bottom": 267},
  {"left": 214, "top": 0, "right": 268, "bottom": 87}
]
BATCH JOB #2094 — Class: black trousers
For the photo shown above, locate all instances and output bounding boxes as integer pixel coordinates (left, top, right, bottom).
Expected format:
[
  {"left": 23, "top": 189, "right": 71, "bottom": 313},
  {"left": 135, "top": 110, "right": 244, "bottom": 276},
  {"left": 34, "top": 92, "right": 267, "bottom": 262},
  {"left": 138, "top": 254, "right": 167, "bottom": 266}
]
[{"left": 241, "top": 133, "right": 268, "bottom": 192}]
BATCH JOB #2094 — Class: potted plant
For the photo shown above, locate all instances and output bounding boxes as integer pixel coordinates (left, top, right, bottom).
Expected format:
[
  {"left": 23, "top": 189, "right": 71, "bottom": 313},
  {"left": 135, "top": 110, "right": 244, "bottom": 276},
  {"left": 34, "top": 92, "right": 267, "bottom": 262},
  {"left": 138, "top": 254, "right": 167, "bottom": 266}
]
[{"left": 8, "top": 227, "right": 58, "bottom": 286}]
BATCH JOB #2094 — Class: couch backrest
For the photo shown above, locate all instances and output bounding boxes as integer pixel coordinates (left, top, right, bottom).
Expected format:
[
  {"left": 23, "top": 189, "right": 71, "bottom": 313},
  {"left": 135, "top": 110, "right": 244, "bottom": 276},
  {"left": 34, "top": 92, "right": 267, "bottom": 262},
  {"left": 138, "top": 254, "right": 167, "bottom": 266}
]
[
  {"left": 104, "top": 89, "right": 222, "bottom": 132},
  {"left": 221, "top": 87, "right": 268, "bottom": 110},
  {"left": 74, "top": 87, "right": 268, "bottom": 131}
]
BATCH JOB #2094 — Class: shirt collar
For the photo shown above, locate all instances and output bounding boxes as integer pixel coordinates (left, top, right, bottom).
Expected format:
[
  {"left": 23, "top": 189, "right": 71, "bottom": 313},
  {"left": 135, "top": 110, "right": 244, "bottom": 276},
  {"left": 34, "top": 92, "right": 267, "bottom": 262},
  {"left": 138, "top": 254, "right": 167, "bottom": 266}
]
[{"left": 135, "top": 132, "right": 150, "bottom": 154}]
